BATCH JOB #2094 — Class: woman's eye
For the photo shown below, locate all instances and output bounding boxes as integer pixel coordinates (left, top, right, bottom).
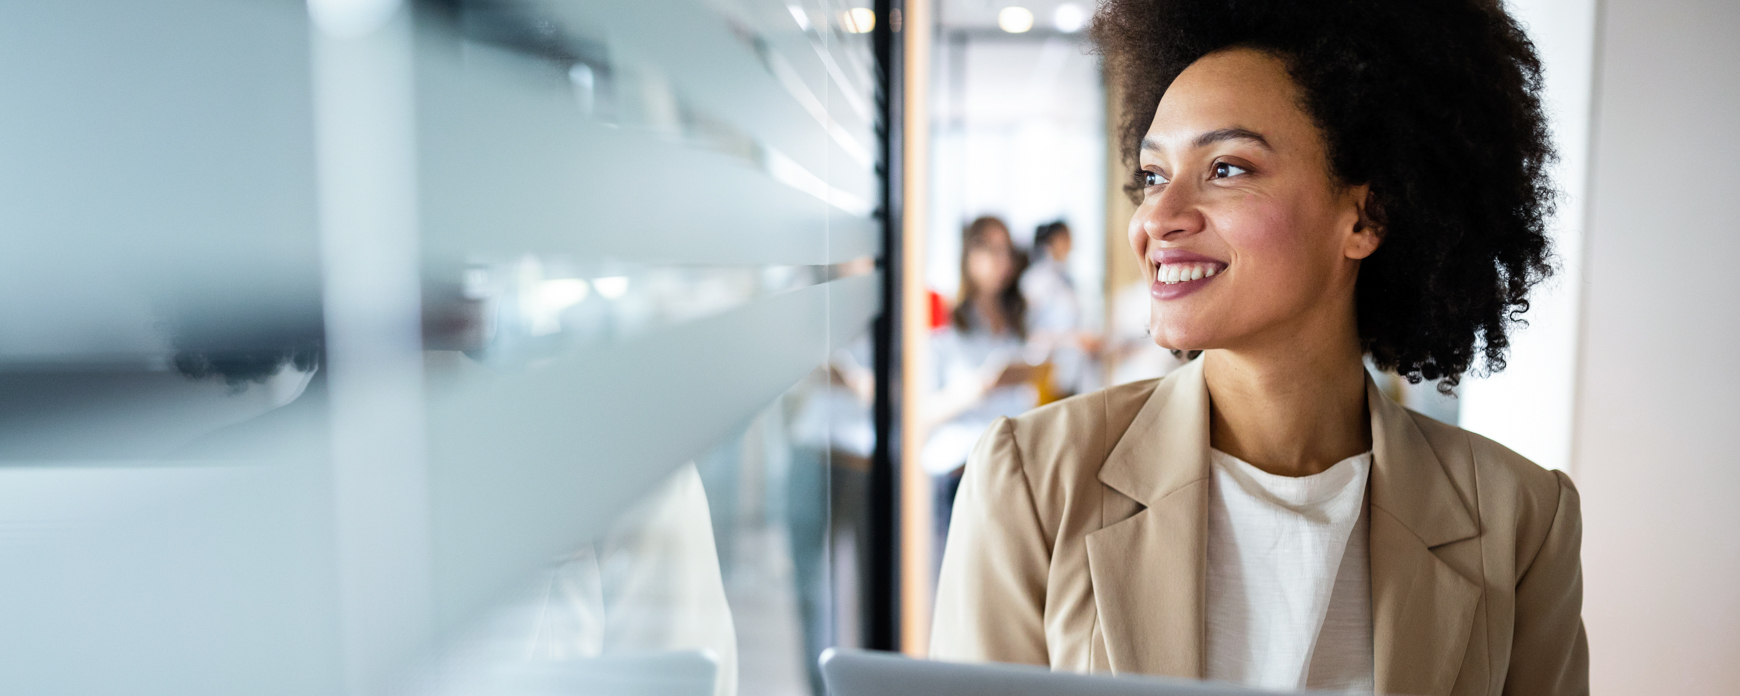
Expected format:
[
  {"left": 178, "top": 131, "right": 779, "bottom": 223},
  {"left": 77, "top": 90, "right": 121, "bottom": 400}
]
[
  {"left": 1140, "top": 170, "right": 1168, "bottom": 187},
  {"left": 1211, "top": 162, "right": 1249, "bottom": 179}
]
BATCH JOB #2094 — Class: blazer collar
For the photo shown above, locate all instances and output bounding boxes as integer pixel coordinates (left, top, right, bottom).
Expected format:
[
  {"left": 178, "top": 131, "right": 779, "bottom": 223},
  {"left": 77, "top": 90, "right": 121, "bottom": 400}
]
[
  {"left": 1098, "top": 356, "right": 1212, "bottom": 508},
  {"left": 1087, "top": 359, "right": 1483, "bottom": 691},
  {"left": 1364, "top": 376, "right": 1483, "bottom": 696},
  {"left": 1365, "top": 375, "right": 1479, "bottom": 547},
  {"left": 1096, "top": 360, "right": 1480, "bottom": 543},
  {"left": 1088, "top": 358, "right": 1212, "bottom": 678}
]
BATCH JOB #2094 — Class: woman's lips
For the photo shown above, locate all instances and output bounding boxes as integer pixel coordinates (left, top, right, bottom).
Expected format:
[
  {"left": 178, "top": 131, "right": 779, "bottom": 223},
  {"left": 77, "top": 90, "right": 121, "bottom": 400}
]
[{"left": 1148, "top": 250, "right": 1228, "bottom": 301}]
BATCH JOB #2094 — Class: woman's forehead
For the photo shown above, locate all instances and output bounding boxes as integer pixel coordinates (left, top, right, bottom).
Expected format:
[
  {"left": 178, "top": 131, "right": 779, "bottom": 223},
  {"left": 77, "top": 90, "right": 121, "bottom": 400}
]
[
  {"left": 1145, "top": 48, "right": 1312, "bottom": 154},
  {"left": 974, "top": 225, "right": 1010, "bottom": 242}
]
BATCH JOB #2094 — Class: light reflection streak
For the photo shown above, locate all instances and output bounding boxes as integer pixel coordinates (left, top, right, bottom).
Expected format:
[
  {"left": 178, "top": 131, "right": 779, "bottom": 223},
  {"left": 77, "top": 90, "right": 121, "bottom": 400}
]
[
  {"left": 786, "top": 4, "right": 811, "bottom": 31},
  {"left": 758, "top": 31, "right": 875, "bottom": 167},
  {"left": 805, "top": 23, "right": 875, "bottom": 123},
  {"left": 445, "top": 2, "right": 875, "bottom": 218},
  {"left": 764, "top": 146, "right": 875, "bottom": 217},
  {"left": 447, "top": 257, "right": 875, "bottom": 368}
]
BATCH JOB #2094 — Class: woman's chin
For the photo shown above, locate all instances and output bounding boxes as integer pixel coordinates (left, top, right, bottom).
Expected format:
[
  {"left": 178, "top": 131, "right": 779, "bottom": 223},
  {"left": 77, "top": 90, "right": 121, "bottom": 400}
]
[
  {"left": 1148, "top": 332, "right": 1204, "bottom": 353},
  {"left": 1148, "top": 326, "right": 1214, "bottom": 353}
]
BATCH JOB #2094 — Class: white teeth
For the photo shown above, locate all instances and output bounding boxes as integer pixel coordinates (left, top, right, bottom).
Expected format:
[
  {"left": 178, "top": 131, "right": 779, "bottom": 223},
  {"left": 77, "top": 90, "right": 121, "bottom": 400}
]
[{"left": 1155, "top": 262, "right": 1224, "bottom": 284}]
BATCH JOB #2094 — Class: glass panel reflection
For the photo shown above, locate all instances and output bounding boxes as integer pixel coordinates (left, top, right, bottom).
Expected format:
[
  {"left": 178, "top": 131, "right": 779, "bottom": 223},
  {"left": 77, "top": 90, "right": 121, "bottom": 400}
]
[
  {"left": 429, "top": 346, "right": 876, "bottom": 696},
  {"left": 0, "top": 0, "right": 880, "bottom": 693}
]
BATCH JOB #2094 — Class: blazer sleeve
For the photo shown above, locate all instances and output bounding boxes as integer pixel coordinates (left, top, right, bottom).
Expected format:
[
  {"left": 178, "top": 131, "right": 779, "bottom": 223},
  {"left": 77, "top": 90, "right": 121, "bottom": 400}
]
[
  {"left": 929, "top": 417, "right": 1052, "bottom": 666},
  {"left": 1504, "top": 470, "right": 1590, "bottom": 695}
]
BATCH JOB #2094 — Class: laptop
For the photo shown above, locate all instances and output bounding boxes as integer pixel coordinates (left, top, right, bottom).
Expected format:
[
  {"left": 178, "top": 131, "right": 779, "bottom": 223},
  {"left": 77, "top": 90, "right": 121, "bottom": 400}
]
[{"left": 820, "top": 648, "right": 1355, "bottom": 696}]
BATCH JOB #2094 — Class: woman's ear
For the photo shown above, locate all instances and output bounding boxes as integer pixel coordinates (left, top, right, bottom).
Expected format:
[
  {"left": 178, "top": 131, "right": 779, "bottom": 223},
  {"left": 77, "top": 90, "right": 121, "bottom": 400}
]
[{"left": 1345, "top": 185, "right": 1383, "bottom": 260}]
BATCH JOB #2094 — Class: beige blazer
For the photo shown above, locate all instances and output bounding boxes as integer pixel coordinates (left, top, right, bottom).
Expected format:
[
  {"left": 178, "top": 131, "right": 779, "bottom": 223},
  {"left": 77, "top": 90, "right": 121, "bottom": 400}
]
[{"left": 931, "top": 358, "right": 1587, "bottom": 696}]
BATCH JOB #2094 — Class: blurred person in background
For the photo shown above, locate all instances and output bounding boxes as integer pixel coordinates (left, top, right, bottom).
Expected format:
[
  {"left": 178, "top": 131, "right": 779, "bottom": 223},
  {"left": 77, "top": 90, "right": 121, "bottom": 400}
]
[
  {"left": 932, "top": 0, "right": 1584, "bottom": 693},
  {"left": 533, "top": 462, "right": 737, "bottom": 696},
  {"left": 1020, "top": 220, "right": 1103, "bottom": 400},
  {"left": 920, "top": 215, "right": 1038, "bottom": 568}
]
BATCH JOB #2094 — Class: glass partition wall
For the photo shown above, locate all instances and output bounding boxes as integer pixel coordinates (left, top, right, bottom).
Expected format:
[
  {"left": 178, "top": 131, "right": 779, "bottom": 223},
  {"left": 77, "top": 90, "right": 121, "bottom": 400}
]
[
  {"left": 0, "top": 1, "right": 887, "bottom": 695},
  {"left": 897, "top": 0, "right": 1110, "bottom": 653}
]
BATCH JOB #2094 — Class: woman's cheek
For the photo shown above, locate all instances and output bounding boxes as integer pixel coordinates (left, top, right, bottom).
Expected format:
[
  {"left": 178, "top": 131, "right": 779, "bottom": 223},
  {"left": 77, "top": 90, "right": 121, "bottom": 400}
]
[
  {"left": 1220, "top": 206, "right": 1306, "bottom": 281},
  {"left": 1226, "top": 205, "right": 1335, "bottom": 323},
  {"left": 1219, "top": 202, "right": 1295, "bottom": 252}
]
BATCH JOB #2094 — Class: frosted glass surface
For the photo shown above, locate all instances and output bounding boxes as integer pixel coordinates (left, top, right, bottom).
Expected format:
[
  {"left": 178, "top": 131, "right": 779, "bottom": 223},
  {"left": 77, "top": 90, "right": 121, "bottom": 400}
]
[
  {"left": 0, "top": 0, "right": 881, "bottom": 694},
  {"left": 429, "top": 273, "right": 878, "bottom": 632}
]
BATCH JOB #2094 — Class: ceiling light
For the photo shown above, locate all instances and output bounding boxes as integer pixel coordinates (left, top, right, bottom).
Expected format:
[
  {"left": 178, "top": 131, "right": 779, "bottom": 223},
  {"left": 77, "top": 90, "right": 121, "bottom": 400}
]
[
  {"left": 1053, "top": 3, "right": 1086, "bottom": 33},
  {"left": 842, "top": 7, "right": 875, "bottom": 33},
  {"left": 998, "top": 6, "right": 1034, "bottom": 34},
  {"left": 539, "top": 278, "right": 590, "bottom": 308},
  {"left": 592, "top": 276, "right": 630, "bottom": 299}
]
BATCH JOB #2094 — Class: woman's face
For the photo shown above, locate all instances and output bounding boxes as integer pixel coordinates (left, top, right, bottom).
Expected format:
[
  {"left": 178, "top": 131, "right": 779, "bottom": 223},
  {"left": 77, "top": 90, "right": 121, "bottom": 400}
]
[
  {"left": 1047, "top": 231, "right": 1073, "bottom": 262},
  {"left": 1130, "top": 48, "right": 1379, "bottom": 352},
  {"left": 966, "top": 225, "right": 1016, "bottom": 295}
]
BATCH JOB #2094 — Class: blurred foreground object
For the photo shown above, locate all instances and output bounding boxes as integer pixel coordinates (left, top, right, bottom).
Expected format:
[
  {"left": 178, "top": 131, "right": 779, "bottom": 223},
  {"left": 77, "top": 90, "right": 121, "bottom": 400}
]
[{"left": 0, "top": 0, "right": 879, "bottom": 694}]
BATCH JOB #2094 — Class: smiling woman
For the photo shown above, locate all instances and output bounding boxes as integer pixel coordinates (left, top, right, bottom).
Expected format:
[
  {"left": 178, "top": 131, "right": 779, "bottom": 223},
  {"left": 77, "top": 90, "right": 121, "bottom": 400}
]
[
  {"left": 1131, "top": 48, "right": 1381, "bottom": 366},
  {"left": 928, "top": 1, "right": 1584, "bottom": 695},
  {"left": 1102, "top": 0, "right": 1556, "bottom": 388}
]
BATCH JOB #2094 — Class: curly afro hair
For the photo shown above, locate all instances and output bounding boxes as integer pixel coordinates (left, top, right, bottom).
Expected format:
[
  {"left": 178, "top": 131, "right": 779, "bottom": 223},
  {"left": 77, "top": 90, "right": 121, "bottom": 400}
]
[{"left": 1092, "top": 0, "right": 1556, "bottom": 390}]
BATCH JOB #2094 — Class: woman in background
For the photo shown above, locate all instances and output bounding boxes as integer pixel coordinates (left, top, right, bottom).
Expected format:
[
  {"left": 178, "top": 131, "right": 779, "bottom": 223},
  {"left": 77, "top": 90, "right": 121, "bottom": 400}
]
[
  {"left": 1021, "top": 221, "right": 1080, "bottom": 343},
  {"left": 920, "top": 215, "right": 1037, "bottom": 568},
  {"left": 1021, "top": 220, "right": 1102, "bottom": 399}
]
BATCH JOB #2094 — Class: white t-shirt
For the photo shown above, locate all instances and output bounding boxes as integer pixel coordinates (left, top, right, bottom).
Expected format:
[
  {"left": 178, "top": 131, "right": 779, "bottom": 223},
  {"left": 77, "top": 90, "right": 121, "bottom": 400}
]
[{"left": 1205, "top": 448, "right": 1374, "bottom": 692}]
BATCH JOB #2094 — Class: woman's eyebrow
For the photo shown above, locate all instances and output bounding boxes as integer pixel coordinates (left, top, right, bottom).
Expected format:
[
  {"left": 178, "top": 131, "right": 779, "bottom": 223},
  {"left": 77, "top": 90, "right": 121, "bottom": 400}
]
[
  {"left": 1193, "top": 127, "right": 1271, "bottom": 150},
  {"left": 1142, "top": 127, "right": 1273, "bottom": 154}
]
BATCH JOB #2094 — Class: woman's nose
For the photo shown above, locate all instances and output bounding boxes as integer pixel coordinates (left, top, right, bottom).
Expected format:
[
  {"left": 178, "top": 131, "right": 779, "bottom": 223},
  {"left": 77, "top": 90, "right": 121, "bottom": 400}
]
[
  {"left": 1138, "top": 183, "right": 1202, "bottom": 242},
  {"left": 1168, "top": 184, "right": 1211, "bottom": 240}
]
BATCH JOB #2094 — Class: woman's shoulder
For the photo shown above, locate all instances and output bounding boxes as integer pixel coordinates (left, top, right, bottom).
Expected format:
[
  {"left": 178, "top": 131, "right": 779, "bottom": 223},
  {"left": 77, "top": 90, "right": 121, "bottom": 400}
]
[
  {"left": 1404, "top": 408, "right": 1578, "bottom": 534},
  {"left": 976, "top": 377, "right": 1162, "bottom": 485},
  {"left": 961, "top": 378, "right": 1164, "bottom": 535},
  {"left": 1008, "top": 377, "right": 1160, "bottom": 444}
]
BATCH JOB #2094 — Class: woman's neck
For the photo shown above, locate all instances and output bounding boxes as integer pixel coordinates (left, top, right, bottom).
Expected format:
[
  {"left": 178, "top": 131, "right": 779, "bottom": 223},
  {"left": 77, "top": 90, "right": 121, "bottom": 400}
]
[{"left": 1201, "top": 334, "right": 1371, "bottom": 478}]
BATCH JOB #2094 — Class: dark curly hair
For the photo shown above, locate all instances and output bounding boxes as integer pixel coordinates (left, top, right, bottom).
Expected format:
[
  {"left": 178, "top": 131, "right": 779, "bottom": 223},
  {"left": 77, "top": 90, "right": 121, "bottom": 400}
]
[
  {"left": 1092, "top": 0, "right": 1556, "bottom": 390},
  {"left": 165, "top": 292, "right": 325, "bottom": 389}
]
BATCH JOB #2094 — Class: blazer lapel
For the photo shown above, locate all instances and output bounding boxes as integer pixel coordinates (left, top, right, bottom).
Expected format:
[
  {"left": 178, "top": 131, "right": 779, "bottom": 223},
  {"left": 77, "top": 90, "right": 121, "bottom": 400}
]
[
  {"left": 1084, "top": 364, "right": 1485, "bottom": 690},
  {"left": 1086, "top": 359, "right": 1212, "bottom": 678},
  {"left": 1366, "top": 377, "right": 1483, "bottom": 696}
]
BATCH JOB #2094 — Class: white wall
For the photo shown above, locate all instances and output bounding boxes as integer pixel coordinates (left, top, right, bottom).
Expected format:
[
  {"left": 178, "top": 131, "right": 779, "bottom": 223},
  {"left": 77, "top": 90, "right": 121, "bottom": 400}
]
[
  {"left": 1574, "top": 0, "right": 1740, "bottom": 692},
  {"left": 1456, "top": 0, "right": 1597, "bottom": 471}
]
